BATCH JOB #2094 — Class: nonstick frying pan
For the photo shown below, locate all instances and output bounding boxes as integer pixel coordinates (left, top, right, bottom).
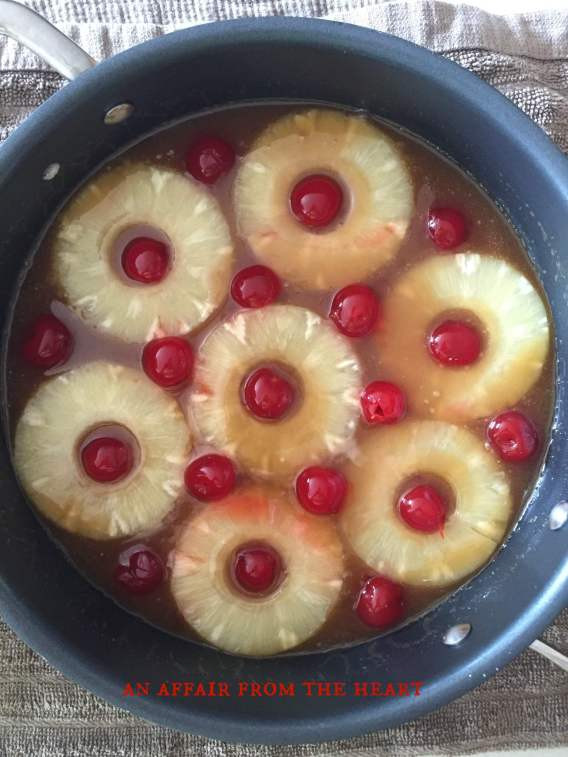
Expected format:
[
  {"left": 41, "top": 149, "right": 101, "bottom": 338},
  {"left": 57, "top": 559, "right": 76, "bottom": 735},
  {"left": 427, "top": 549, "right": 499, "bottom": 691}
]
[{"left": 0, "top": 0, "right": 567, "bottom": 745}]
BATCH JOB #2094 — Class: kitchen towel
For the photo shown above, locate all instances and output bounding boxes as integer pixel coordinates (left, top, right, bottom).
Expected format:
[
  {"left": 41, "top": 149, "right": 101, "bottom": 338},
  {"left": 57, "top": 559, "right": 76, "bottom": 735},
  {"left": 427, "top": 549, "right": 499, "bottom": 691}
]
[{"left": 0, "top": 1, "right": 567, "bottom": 755}]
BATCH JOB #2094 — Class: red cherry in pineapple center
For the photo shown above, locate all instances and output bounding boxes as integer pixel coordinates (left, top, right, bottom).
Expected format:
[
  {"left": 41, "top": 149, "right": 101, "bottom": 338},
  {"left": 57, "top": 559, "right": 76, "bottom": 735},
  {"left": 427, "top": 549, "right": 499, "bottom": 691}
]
[
  {"left": 21, "top": 313, "right": 73, "bottom": 369},
  {"left": 115, "top": 547, "right": 164, "bottom": 594},
  {"left": 290, "top": 174, "right": 343, "bottom": 228},
  {"left": 399, "top": 484, "right": 447, "bottom": 533},
  {"left": 487, "top": 410, "right": 538, "bottom": 462},
  {"left": 121, "top": 237, "right": 170, "bottom": 284},
  {"left": 232, "top": 545, "right": 282, "bottom": 595},
  {"left": 296, "top": 466, "right": 347, "bottom": 515},
  {"left": 330, "top": 284, "right": 380, "bottom": 337},
  {"left": 81, "top": 436, "right": 133, "bottom": 483},
  {"left": 243, "top": 367, "right": 295, "bottom": 420},
  {"left": 428, "top": 319, "right": 481, "bottom": 366},
  {"left": 142, "top": 336, "right": 194, "bottom": 388},
  {"left": 184, "top": 454, "right": 236, "bottom": 501},
  {"left": 186, "top": 135, "right": 235, "bottom": 184},
  {"left": 355, "top": 575, "right": 405, "bottom": 629}
]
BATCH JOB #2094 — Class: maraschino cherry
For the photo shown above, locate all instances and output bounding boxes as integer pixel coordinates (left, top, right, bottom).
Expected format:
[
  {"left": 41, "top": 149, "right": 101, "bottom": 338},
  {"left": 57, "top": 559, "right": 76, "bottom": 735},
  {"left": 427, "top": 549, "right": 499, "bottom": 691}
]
[
  {"left": 186, "top": 136, "right": 235, "bottom": 184},
  {"left": 355, "top": 575, "right": 405, "bottom": 628},
  {"left": 243, "top": 367, "right": 295, "bottom": 420},
  {"left": 399, "top": 484, "right": 447, "bottom": 534},
  {"left": 487, "top": 410, "right": 538, "bottom": 462},
  {"left": 115, "top": 547, "right": 164, "bottom": 594},
  {"left": 428, "top": 319, "right": 481, "bottom": 366},
  {"left": 290, "top": 174, "right": 343, "bottom": 228},
  {"left": 21, "top": 313, "right": 73, "bottom": 369},
  {"left": 427, "top": 207, "right": 467, "bottom": 250},
  {"left": 122, "top": 237, "right": 169, "bottom": 284},
  {"left": 361, "top": 381, "right": 406, "bottom": 425},
  {"left": 142, "top": 337, "right": 194, "bottom": 389},
  {"left": 233, "top": 545, "right": 281, "bottom": 594},
  {"left": 81, "top": 437, "right": 133, "bottom": 483},
  {"left": 296, "top": 466, "right": 347, "bottom": 515},
  {"left": 231, "top": 265, "right": 281, "bottom": 308},
  {"left": 184, "top": 454, "right": 236, "bottom": 501},
  {"left": 329, "top": 284, "right": 380, "bottom": 338}
]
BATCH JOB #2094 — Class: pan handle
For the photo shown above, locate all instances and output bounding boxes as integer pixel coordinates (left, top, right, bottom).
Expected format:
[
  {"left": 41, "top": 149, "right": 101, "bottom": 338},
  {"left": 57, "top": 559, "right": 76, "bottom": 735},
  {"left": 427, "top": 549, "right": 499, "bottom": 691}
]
[{"left": 0, "top": 0, "right": 95, "bottom": 80}]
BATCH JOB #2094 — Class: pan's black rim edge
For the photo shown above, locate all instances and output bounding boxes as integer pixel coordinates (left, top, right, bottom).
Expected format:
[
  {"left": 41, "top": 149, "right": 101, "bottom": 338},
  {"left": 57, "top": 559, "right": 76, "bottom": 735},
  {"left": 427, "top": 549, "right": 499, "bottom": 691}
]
[
  {"left": 2, "top": 17, "right": 567, "bottom": 185},
  {"left": 0, "top": 16, "right": 567, "bottom": 746},
  {"left": 1, "top": 565, "right": 566, "bottom": 744}
]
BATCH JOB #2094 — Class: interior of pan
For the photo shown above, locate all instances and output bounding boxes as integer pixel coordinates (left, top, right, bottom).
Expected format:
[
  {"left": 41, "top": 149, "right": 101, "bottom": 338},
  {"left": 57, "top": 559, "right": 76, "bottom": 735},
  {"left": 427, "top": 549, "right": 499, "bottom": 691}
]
[{"left": 0, "top": 18, "right": 567, "bottom": 745}]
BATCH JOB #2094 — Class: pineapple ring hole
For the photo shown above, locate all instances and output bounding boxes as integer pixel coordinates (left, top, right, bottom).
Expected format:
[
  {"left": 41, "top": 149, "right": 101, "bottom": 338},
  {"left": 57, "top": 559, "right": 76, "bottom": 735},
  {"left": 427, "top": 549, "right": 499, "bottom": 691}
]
[
  {"left": 228, "top": 540, "right": 286, "bottom": 598},
  {"left": 426, "top": 308, "right": 488, "bottom": 357},
  {"left": 240, "top": 361, "right": 304, "bottom": 423},
  {"left": 396, "top": 473, "right": 456, "bottom": 530},
  {"left": 111, "top": 224, "right": 173, "bottom": 285},
  {"left": 288, "top": 170, "right": 352, "bottom": 234},
  {"left": 77, "top": 423, "right": 142, "bottom": 485}
]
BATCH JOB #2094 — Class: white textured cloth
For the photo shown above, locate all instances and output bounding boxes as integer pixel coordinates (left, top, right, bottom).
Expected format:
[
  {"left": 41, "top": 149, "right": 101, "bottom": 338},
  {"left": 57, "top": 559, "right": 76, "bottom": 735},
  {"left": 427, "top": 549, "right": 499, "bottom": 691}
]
[
  {"left": 2, "top": 1, "right": 568, "bottom": 150},
  {"left": 0, "top": 2, "right": 567, "bottom": 755},
  {"left": 1, "top": 0, "right": 568, "bottom": 69}
]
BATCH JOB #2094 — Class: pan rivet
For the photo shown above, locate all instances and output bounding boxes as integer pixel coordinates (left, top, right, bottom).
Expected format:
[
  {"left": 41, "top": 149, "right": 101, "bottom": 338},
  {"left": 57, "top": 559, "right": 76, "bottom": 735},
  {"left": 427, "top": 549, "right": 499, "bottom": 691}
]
[
  {"left": 549, "top": 501, "right": 568, "bottom": 530},
  {"left": 443, "top": 623, "right": 471, "bottom": 646},
  {"left": 42, "top": 163, "right": 60, "bottom": 181},
  {"left": 104, "top": 103, "right": 134, "bottom": 125}
]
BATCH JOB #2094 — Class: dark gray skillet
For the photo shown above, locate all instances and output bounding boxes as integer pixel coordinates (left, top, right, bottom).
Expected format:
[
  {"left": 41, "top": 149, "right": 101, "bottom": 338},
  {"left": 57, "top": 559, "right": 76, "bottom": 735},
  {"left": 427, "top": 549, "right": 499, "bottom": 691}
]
[{"left": 0, "top": 0, "right": 567, "bottom": 745}]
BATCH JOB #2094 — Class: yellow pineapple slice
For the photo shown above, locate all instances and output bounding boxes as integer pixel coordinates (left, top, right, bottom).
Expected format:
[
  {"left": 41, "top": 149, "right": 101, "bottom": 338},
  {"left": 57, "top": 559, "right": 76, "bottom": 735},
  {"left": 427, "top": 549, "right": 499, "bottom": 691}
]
[
  {"left": 171, "top": 487, "right": 344, "bottom": 656},
  {"left": 341, "top": 420, "right": 513, "bottom": 587},
  {"left": 378, "top": 253, "right": 550, "bottom": 421},
  {"left": 53, "top": 163, "right": 233, "bottom": 343},
  {"left": 189, "top": 305, "right": 362, "bottom": 478},
  {"left": 234, "top": 109, "right": 413, "bottom": 290},
  {"left": 14, "top": 362, "right": 190, "bottom": 539}
]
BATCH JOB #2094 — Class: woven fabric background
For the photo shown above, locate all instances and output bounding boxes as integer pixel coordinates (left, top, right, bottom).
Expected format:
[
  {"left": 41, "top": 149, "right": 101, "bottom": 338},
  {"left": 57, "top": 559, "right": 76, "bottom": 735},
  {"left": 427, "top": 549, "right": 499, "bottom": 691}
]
[
  {"left": 0, "top": 611, "right": 566, "bottom": 756},
  {"left": 0, "top": 1, "right": 567, "bottom": 755}
]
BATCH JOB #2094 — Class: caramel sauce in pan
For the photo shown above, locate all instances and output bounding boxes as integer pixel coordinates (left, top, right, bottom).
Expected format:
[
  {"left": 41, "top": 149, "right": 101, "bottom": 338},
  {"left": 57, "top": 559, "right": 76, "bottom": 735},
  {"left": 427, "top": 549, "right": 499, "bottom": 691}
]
[{"left": 5, "top": 103, "right": 554, "bottom": 655}]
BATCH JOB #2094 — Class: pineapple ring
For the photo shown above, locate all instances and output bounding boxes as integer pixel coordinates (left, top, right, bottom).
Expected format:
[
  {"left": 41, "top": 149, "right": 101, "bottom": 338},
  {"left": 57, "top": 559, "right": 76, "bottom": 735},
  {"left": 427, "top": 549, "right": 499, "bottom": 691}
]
[
  {"left": 14, "top": 362, "right": 191, "bottom": 540},
  {"left": 53, "top": 163, "right": 233, "bottom": 343},
  {"left": 341, "top": 420, "right": 513, "bottom": 588},
  {"left": 189, "top": 305, "right": 362, "bottom": 478},
  {"left": 378, "top": 254, "right": 550, "bottom": 421},
  {"left": 234, "top": 109, "right": 413, "bottom": 290},
  {"left": 171, "top": 487, "right": 344, "bottom": 656}
]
